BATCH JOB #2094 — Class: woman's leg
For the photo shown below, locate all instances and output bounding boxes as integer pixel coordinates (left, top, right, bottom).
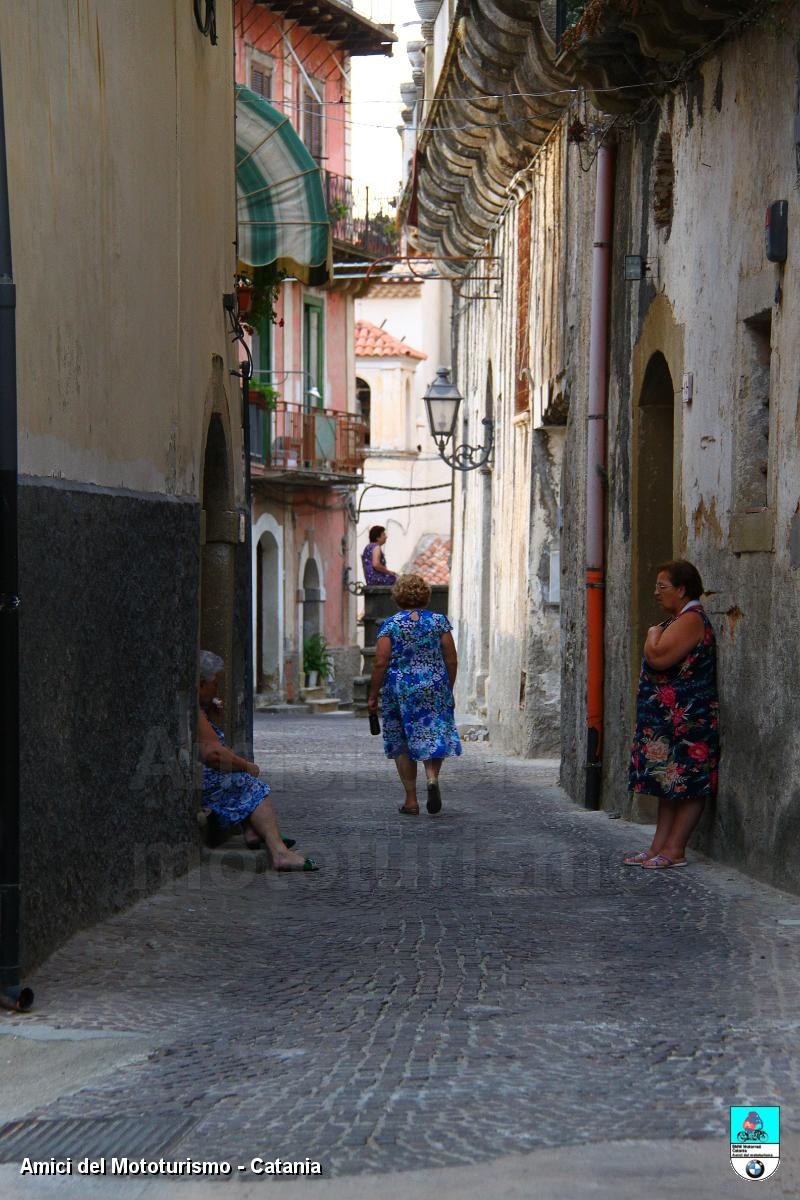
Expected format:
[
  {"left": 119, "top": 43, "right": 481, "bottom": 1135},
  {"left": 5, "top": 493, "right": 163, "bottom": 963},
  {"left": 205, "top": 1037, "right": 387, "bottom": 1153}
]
[
  {"left": 394, "top": 752, "right": 419, "bottom": 810},
  {"left": 657, "top": 797, "right": 705, "bottom": 862},
  {"left": 247, "top": 797, "right": 306, "bottom": 868},
  {"left": 648, "top": 799, "right": 676, "bottom": 856},
  {"left": 423, "top": 757, "right": 443, "bottom": 784}
]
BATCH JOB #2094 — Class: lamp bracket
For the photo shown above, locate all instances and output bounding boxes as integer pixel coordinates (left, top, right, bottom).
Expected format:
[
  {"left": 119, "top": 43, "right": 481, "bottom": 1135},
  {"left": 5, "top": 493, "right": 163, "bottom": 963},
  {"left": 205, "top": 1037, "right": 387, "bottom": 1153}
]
[{"left": 435, "top": 419, "right": 494, "bottom": 472}]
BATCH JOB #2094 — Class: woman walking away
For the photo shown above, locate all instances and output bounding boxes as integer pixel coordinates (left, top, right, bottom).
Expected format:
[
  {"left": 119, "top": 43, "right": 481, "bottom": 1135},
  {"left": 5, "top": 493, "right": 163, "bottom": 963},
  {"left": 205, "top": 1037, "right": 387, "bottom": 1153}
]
[
  {"left": 625, "top": 560, "right": 719, "bottom": 869},
  {"left": 362, "top": 525, "right": 397, "bottom": 586},
  {"left": 198, "top": 651, "right": 318, "bottom": 871},
  {"left": 368, "top": 574, "right": 461, "bottom": 815}
]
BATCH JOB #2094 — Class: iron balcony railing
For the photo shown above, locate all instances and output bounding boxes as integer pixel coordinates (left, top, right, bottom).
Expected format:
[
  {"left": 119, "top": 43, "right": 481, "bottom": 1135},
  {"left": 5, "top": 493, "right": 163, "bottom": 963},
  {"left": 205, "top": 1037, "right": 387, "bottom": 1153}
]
[
  {"left": 323, "top": 170, "right": 398, "bottom": 259},
  {"left": 249, "top": 396, "right": 366, "bottom": 477}
]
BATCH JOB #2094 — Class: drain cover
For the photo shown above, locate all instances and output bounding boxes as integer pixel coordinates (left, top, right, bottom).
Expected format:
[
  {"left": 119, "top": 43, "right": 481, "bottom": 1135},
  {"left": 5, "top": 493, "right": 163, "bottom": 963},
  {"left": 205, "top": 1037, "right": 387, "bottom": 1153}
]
[{"left": 0, "top": 1114, "right": 195, "bottom": 1163}]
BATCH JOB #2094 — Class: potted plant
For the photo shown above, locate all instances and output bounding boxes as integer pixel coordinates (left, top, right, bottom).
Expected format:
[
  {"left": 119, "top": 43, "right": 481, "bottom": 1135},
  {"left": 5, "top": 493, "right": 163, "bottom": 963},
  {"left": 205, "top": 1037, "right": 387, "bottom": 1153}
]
[
  {"left": 303, "top": 633, "right": 332, "bottom": 688},
  {"left": 249, "top": 382, "right": 279, "bottom": 410}
]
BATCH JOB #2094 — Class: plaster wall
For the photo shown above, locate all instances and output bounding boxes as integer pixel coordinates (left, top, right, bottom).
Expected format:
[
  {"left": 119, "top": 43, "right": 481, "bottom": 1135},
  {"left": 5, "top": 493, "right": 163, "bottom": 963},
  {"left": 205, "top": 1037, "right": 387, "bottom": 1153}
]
[
  {"left": 4, "top": 0, "right": 238, "bottom": 499},
  {"left": 560, "top": 24, "right": 800, "bottom": 890},
  {"left": 450, "top": 125, "right": 581, "bottom": 756},
  {"left": 2, "top": 0, "right": 244, "bottom": 967}
]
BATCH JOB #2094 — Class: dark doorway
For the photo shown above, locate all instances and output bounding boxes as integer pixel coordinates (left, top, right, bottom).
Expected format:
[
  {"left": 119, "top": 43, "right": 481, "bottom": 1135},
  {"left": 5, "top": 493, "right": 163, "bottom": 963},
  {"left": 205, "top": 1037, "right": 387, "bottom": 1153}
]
[{"left": 633, "top": 352, "right": 675, "bottom": 680}]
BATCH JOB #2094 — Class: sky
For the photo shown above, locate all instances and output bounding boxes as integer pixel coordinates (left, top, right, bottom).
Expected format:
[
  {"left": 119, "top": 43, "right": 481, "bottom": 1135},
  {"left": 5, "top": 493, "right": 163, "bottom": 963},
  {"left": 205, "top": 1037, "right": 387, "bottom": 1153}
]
[{"left": 350, "top": 0, "right": 419, "bottom": 209}]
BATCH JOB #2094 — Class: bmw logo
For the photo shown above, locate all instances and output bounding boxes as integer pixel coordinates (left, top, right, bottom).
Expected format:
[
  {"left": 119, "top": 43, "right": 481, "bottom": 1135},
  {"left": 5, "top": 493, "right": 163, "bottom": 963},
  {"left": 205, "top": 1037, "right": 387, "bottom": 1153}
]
[{"left": 746, "top": 1160, "right": 765, "bottom": 1179}]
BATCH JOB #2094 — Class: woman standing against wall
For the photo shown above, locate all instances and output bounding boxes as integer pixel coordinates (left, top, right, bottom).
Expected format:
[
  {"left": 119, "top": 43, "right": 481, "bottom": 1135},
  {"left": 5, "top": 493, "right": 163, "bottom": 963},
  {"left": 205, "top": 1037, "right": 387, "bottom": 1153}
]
[{"left": 625, "top": 560, "right": 719, "bottom": 869}]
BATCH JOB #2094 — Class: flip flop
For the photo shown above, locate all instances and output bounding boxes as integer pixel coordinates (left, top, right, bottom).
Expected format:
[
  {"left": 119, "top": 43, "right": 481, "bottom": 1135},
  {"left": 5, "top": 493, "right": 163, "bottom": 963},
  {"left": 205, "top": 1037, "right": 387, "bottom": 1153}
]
[
  {"left": 426, "top": 781, "right": 442, "bottom": 815},
  {"left": 398, "top": 805, "right": 419, "bottom": 815},
  {"left": 623, "top": 850, "right": 653, "bottom": 865},
  {"left": 274, "top": 856, "right": 319, "bottom": 872},
  {"left": 245, "top": 837, "right": 296, "bottom": 850},
  {"left": 640, "top": 853, "right": 687, "bottom": 870}
]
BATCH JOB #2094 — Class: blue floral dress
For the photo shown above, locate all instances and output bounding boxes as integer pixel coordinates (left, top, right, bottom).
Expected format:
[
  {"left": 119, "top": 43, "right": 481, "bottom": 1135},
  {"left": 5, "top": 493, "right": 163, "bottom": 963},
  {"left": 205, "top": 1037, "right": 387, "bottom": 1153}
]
[
  {"left": 377, "top": 609, "right": 462, "bottom": 762},
  {"left": 628, "top": 605, "right": 719, "bottom": 800},
  {"left": 202, "top": 721, "right": 270, "bottom": 827}
]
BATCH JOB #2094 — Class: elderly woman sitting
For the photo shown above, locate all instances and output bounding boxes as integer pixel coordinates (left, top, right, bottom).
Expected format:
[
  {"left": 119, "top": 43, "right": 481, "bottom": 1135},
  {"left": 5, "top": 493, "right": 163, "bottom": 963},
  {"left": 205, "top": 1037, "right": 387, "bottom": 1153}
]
[{"left": 198, "top": 651, "right": 317, "bottom": 871}]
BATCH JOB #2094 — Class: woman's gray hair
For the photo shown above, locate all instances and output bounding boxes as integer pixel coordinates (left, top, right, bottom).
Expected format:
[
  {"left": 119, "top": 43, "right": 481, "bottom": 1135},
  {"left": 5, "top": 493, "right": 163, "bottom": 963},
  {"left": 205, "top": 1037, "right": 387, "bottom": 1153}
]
[{"left": 199, "top": 650, "right": 224, "bottom": 682}]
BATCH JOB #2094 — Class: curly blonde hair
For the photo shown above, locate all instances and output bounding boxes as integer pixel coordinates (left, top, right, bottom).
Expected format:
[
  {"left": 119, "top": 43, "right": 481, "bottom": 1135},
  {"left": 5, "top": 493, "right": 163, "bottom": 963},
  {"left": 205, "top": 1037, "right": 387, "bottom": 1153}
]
[{"left": 392, "top": 573, "right": 432, "bottom": 609}]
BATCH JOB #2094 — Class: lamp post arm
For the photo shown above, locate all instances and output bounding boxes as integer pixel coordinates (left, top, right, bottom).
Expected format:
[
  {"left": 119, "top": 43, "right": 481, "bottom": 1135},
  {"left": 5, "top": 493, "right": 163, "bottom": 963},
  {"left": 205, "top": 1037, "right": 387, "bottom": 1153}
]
[{"left": 435, "top": 419, "right": 494, "bottom": 472}]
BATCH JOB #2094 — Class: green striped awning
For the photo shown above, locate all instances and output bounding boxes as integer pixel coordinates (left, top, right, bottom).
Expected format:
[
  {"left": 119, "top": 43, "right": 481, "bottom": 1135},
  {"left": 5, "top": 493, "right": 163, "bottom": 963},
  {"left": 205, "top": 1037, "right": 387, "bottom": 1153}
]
[{"left": 235, "top": 84, "right": 331, "bottom": 285}]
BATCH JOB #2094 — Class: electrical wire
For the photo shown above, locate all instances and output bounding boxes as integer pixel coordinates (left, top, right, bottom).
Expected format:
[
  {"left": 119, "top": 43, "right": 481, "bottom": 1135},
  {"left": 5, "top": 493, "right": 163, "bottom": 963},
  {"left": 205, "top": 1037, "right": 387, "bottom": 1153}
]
[{"left": 359, "top": 497, "right": 451, "bottom": 513}]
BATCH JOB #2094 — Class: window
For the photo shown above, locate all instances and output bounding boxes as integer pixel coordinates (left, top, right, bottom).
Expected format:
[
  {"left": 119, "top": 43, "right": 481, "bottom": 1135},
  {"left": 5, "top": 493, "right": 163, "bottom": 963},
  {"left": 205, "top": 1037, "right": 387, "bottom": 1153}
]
[
  {"left": 300, "top": 80, "right": 324, "bottom": 163},
  {"left": 249, "top": 51, "right": 273, "bottom": 100},
  {"left": 730, "top": 308, "right": 775, "bottom": 552},
  {"left": 734, "top": 311, "right": 771, "bottom": 511},
  {"left": 515, "top": 194, "right": 532, "bottom": 413},
  {"left": 303, "top": 298, "right": 324, "bottom": 409}
]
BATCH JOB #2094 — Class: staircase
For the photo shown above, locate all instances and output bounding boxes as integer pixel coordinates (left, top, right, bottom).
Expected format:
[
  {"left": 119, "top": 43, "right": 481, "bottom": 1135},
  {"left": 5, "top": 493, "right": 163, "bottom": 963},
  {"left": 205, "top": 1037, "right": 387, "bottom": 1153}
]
[{"left": 301, "top": 685, "right": 342, "bottom": 714}]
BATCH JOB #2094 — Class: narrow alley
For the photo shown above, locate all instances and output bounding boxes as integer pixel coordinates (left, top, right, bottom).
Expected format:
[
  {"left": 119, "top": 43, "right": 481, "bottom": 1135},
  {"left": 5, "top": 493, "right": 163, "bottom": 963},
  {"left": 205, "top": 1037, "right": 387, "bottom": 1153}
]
[{"left": 1, "top": 713, "right": 799, "bottom": 1198}]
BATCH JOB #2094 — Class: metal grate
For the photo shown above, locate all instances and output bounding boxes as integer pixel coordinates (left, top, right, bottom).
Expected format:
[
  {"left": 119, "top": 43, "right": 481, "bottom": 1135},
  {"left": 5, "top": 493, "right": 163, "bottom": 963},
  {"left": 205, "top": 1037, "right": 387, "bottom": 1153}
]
[{"left": 0, "top": 1114, "right": 196, "bottom": 1163}]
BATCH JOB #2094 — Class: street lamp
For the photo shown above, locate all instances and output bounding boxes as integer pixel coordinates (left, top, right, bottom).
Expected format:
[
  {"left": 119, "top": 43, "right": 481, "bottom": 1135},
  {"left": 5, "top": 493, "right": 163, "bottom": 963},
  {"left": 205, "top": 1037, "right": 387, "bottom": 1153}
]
[{"left": 423, "top": 367, "right": 493, "bottom": 471}]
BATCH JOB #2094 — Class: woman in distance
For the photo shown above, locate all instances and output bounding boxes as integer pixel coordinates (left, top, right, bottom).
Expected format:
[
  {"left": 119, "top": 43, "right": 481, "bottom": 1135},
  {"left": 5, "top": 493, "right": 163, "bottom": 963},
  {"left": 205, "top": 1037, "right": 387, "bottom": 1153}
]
[
  {"left": 362, "top": 524, "right": 397, "bottom": 586},
  {"left": 625, "top": 560, "right": 719, "bottom": 869},
  {"left": 198, "top": 651, "right": 318, "bottom": 871},
  {"left": 368, "top": 574, "right": 461, "bottom": 815}
]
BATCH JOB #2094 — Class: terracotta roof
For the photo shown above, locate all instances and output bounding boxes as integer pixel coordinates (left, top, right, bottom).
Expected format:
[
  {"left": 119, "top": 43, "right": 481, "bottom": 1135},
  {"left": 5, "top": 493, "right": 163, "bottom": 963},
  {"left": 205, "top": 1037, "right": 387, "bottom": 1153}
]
[
  {"left": 404, "top": 535, "right": 451, "bottom": 586},
  {"left": 355, "top": 320, "right": 427, "bottom": 361}
]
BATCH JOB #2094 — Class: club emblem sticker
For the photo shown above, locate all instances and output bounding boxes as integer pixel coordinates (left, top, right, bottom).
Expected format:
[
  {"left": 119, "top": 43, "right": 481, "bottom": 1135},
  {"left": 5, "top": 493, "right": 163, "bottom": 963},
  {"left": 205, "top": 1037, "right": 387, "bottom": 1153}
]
[{"left": 730, "top": 1106, "right": 780, "bottom": 1181}]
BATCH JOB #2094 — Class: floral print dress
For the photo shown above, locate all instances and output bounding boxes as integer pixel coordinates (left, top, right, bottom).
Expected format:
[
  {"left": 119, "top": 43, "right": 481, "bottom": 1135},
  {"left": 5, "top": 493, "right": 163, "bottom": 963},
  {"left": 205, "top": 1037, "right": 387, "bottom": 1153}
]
[
  {"left": 628, "top": 605, "right": 719, "bottom": 800},
  {"left": 377, "top": 609, "right": 462, "bottom": 762},
  {"left": 202, "top": 721, "right": 271, "bottom": 827},
  {"left": 362, "top": 542, "right": 397, "bottom": 586}
]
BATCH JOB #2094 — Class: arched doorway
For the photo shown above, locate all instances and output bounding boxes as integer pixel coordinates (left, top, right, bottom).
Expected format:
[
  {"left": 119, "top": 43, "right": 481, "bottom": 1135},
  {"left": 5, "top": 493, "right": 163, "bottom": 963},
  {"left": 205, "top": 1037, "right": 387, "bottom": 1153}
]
[
  {"left": 256, "top": 531, "right": 281, "bottom": 694},
  {"left": 632, "top": 351, "right": 675, "bottom": 680},
  {"left": 200, "top": 412, "right": 235, "bottom": 717},
  {"left": 302, "top": 556, "right": 322, "bottom": 643}
]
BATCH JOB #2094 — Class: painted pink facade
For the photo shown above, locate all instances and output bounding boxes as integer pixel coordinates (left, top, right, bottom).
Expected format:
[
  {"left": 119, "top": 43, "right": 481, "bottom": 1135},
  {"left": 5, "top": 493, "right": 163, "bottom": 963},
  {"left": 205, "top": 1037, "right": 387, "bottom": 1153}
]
[{"left": 235, "top": 0, "right": 393, "bottom": 703}]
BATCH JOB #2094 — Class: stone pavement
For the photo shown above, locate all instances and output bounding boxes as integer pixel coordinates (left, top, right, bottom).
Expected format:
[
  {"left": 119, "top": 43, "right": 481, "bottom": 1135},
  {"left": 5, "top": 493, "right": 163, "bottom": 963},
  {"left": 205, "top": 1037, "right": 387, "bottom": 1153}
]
[{"left": 2, "top": 712, "right": 800, "bottom": 1199}]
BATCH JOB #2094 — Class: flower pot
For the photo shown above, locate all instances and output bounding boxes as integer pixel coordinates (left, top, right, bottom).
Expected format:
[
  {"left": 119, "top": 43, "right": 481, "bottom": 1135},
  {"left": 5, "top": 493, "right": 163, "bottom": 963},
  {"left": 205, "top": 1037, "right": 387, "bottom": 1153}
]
[
  {"left": 306, "top": 670, "right": 319, "bottom": 688},
  {"left": 237, "top": 284, "right": 253, "bottom": 317}
]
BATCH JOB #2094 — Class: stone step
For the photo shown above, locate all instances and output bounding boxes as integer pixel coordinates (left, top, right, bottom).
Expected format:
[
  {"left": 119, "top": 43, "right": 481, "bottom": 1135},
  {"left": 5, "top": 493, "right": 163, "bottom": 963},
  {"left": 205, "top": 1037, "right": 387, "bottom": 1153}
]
[
  {"left": 306, "top": 698, "right": 342, "bottom": 714},
  {"left": 260, "top": 702, "right": 310, "bottom": 714},
  {"left": 301, "top": 685, "right": 328, "bottom": 701}
]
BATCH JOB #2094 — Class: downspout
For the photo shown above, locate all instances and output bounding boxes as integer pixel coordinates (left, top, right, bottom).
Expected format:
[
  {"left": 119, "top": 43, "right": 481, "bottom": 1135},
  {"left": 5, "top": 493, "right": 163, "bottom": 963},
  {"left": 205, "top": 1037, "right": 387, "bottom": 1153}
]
[
  {"left": 584, "top": 140, "right": 616, "bottom": 811},
  {"left": 0, "top": 49, "right": 33, "bottom": 1011}
]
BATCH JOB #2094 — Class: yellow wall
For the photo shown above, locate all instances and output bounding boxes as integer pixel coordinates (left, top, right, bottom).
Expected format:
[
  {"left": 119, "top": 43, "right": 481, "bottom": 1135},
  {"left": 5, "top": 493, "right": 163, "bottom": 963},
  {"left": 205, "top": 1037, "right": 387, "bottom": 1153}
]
[{"left": 2, "top": 0, "right": 238, "bottom": 498}]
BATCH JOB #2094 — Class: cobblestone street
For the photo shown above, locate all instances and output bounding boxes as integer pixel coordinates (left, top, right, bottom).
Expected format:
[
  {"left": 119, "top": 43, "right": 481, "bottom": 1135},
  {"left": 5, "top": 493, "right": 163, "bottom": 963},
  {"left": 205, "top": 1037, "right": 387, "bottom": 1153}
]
[{"left": 3, "top": 712, "right": 800, "bottom": 1197}]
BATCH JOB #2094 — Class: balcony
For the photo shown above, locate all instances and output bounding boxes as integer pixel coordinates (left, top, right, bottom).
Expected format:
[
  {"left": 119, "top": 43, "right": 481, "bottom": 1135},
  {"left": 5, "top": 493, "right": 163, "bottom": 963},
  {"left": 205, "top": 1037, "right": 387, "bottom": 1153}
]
[
  {"left": 323, "top": 170, "right": 399, "bottom": 261},
  {"left": 249, "top": 397, "right": 366, "bottom": 483}
]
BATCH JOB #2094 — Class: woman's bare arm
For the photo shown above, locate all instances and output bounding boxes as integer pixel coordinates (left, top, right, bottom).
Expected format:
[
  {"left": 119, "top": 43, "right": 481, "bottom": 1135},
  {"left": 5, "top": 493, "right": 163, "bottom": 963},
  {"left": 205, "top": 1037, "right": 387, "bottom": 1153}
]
[
  {"left": 198, "top": 709, "right": 259, "bottom": 775},
  {"left": 371, "top": 545, "right": 393, "bottom": 575},
  {"left": 441, "top": 631, "right": 458, "bottom": 688},
  {"left": 644, "top": 611, "right": 705, "bottom": 670},
  {"left": 368, "top": 635, "right": 392, "bottom": 713}
]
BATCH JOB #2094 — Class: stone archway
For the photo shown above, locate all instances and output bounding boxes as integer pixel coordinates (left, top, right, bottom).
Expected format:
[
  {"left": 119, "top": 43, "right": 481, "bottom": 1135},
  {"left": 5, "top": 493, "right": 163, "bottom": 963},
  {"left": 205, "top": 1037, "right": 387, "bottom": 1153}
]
[
  {"left": 253, "top": 519, "right": 282, "bottom": 696},
  {"left": 302, "top": 556, "right": 322, "bottom": 643},
  {"left": 200, "top": 411, "right": 236, "bottom": 722},
  {"left": 632, "top": 351, "right": 675, "bottom": 679}
]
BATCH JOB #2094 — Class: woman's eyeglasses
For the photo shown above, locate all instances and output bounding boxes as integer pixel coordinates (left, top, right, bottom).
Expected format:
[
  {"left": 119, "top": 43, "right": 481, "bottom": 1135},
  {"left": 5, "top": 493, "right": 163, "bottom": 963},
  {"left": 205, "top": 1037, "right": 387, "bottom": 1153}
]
[{"left": 654, "top": 582, "right": 675, "bottom": 592}]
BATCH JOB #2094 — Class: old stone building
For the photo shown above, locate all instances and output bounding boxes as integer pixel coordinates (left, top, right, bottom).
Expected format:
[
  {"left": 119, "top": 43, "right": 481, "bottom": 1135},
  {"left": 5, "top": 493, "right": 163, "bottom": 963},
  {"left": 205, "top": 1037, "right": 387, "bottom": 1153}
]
[{"left": 403, "top": 0, "right": 800, "bottom": 891}]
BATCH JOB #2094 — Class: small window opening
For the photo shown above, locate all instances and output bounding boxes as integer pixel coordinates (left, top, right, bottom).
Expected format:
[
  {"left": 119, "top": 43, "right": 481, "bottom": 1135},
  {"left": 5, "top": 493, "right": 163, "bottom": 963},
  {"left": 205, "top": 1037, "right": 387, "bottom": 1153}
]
[{"left": 734, "top": 311, "right": 772, "bottom": 512}]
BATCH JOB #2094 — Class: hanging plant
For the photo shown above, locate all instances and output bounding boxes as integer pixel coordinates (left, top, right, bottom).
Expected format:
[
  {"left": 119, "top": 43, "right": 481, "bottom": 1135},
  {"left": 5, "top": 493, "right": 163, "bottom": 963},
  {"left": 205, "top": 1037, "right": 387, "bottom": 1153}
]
[{"left": 236, "top": 265, "right": 287, "bottom": 330}]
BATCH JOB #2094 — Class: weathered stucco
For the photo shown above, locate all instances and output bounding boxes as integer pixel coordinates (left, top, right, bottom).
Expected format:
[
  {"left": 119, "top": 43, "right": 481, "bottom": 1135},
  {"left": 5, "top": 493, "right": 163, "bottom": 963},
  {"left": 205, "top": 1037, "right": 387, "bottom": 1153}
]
[{"left": 413, "top": 0, "right": 800, "bottom": 891}]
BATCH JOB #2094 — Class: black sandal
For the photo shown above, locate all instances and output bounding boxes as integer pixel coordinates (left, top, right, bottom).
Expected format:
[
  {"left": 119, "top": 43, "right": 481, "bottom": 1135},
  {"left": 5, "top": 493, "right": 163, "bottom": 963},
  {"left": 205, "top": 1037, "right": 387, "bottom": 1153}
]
[
  {"left": 426, "top": 781, "right": 442, "bottom": 814},
  {"left": 398, "top": 805, "right": 419, "bottom": 815}
]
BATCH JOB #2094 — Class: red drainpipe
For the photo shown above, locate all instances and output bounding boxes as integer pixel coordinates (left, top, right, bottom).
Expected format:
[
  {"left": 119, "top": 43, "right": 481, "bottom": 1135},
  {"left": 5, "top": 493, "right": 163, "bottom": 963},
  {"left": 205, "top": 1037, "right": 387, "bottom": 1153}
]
[{"left": 584, "top": 140, "right": 616, "bottom": 810}]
